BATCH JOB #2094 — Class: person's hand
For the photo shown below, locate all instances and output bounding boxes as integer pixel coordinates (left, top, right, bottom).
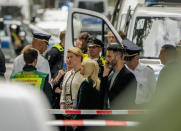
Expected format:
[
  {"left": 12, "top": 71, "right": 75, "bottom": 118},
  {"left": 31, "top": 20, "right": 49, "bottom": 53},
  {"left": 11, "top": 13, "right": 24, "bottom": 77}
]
[
  {"left": 55, "top": 87, "right": 62, "bottom": 93},
  {"left": 103, "top": 62, "right": 111, "bottom": 77},
  {"left": 50, "top": 78, "right": 55, "bottom": 86},
  {"left": 55, "top": 70, "right": 65, "bottom": 82}
]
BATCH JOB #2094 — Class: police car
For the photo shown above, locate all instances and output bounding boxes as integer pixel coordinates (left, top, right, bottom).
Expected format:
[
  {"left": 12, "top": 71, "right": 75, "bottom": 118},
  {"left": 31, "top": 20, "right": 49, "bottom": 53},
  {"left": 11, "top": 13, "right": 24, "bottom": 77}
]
[{"left": 0, "top": 19, "right": 20, "bottom": 62}]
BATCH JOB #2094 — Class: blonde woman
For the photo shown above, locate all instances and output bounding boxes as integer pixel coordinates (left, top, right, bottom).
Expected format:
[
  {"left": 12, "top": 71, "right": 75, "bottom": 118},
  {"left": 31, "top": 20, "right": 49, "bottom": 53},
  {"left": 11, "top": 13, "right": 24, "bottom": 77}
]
[
  {"left": 60, "top": 47, "right": 84, "bottom": 109},
  {"left": 75, "top": 60, "right": 101, "bottom": 109}
]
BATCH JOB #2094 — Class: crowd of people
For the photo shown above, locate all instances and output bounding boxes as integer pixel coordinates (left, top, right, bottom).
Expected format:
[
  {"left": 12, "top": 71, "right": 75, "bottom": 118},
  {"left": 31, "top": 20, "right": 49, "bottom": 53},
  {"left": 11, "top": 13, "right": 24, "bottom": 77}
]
[{"left": 0, "top": 28, "right": 181, "bottom": 130}]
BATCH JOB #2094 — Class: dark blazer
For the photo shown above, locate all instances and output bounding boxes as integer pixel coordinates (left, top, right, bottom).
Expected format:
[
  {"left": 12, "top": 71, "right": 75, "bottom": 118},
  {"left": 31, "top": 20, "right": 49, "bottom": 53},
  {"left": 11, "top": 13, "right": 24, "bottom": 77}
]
[
  {"left": 74, "top": 78, "right": 100, "bottom": 122},
  {"left": 75, "top": 78, "right": 100, "bottom": 109},
  {"left": 101, "top": 66, "right": 137, "bottom": 109}
]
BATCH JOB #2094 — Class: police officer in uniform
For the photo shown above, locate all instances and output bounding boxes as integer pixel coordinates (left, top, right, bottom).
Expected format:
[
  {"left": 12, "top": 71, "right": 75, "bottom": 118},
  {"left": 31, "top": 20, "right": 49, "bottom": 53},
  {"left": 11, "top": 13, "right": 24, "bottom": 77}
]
[
  {"left": 83, "top": 37, "right": 105, "bottom": 78},
  {"left": 45, "top": 31, "right": 65, "bottom": 78},
  {"left": 12, "top": 33, "right": 51, "bottom": 81},
  {"left": 10, "top": 48, "right": 53, "bottom": 105},
  {"left": 124, "top": 40, "right": 156, "bottom": 106}
]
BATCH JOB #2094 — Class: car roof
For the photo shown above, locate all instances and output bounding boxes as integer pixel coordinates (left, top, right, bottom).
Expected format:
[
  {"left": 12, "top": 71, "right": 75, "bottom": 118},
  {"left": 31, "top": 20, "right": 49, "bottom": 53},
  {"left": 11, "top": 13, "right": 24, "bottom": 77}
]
[
  {"left": 4, "top": 20, "right": 22, "bottom": 26},
  {"left": 134, "top": 4, "right": 181, "bottom": 17}
]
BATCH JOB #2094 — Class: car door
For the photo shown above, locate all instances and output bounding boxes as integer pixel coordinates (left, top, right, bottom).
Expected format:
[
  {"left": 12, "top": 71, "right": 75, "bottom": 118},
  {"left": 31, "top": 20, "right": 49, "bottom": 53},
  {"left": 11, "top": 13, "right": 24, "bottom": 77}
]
[{"left": 64, "top": 8, "right": 123, "bottom": 61}]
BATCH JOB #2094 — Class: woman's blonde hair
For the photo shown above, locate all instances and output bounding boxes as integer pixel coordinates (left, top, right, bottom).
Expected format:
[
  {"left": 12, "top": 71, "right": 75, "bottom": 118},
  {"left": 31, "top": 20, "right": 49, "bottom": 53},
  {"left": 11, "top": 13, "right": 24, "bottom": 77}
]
[
  {"left": 81, "top": 60, "right": 100, "bottom": 90},
  {"left": 68, "top": 47, "right": 83, "bottom": 61}
]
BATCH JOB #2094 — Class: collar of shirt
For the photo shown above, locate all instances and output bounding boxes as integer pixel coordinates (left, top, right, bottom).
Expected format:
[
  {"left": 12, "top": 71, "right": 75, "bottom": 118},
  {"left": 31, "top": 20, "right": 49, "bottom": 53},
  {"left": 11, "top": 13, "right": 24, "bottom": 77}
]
[
  {"left": 125, "top": 62, "right": 142, "bottom": 74},
  {"left": 134, "top": 63, "right": 142, "bottom": 72}
]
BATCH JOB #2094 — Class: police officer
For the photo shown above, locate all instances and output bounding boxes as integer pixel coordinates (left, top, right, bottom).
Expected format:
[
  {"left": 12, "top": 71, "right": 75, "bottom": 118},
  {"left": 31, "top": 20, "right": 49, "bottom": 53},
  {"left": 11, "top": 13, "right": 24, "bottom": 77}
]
[
  {"left": 10, "top": 48, "right": 53, "bottom": 105},
  {"left": 10, "top": 24, "right": 23, "bottom": 55},
  {"left": 124, "top": 40, "right": 156, "bottom": 105},
  {"left": 45, "top": 31, "right": 65, "bottom": 78},
  {"left": 83, "top": 37, "right": 105, "bottom": 78},
  {"left": 12, "top": 33, "right": 51, "bottom": 81}
]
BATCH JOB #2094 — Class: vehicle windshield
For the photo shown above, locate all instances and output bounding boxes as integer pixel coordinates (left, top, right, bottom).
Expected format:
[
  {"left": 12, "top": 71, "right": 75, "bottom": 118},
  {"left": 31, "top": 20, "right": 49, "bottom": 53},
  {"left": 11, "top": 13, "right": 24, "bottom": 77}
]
[
  {"left": 0, "top": 6, "right": 22, "bottom": 19},
  {"left": 78, "top": 1, "right": 104, "bottom": 13},
  {"left": 41, "top": 10, "right": 68, "bottom": 21},
  {"left": 132, "top": 17, "right": 181, "bottom": 58}
]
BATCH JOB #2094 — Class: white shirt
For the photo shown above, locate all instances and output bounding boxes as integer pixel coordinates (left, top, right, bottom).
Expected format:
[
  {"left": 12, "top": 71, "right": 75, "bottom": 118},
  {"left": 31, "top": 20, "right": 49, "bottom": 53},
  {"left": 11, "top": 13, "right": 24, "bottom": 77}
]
[
  {"left": 12, "top": 53, "right": 51, "bottom": 81},
  {"left": 126, "top": 63, "right": 156, "bottom": 104}
]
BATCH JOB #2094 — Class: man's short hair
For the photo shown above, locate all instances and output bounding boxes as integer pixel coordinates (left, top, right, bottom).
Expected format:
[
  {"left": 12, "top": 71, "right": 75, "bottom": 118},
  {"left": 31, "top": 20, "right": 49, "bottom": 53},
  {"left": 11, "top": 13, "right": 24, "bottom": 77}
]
[
  {"left": 107, "top": 44, "right": 124, "bottom": 58},
  {"left": 162, "top": 44, "right": 177, "bottom": 59},
  {"left": 118, "top": 30, "right": 126, "bottom": 40},
  {"left": 60, "top": 30, "right": 66, "bottom": 41},
  {"left": 24, "top": 48, "right": 38, "bottom": 64}
]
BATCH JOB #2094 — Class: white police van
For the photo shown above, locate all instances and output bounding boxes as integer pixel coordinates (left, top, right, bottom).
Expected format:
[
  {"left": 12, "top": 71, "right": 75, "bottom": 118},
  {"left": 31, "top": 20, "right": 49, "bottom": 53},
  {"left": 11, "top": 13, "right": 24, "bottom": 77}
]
[
  {"left": 64, "top": 0, "right": 181, "bottom": 79},
  {"left": 111, "top": 0, "right": 181, "bottom": 78}
]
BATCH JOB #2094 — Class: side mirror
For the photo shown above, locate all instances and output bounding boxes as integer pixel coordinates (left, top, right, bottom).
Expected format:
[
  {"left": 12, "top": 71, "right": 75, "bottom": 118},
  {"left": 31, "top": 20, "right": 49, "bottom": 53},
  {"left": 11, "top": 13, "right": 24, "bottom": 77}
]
[{"left": 31, "top": 16, "right": 36, "bottom": 23}]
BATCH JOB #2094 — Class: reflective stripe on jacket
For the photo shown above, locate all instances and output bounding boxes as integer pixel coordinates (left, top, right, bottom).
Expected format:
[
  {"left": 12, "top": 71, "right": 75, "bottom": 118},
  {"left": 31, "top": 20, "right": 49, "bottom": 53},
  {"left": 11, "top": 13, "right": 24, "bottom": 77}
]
[
  {"left": 83, "top": 54, "right": 105, "bottom": 66},
  {"left": 53, "top": 44, "right": 64, "bottom": 52},
  {"left": 10, "top": 70, "right": 48, "bottom": 90}
]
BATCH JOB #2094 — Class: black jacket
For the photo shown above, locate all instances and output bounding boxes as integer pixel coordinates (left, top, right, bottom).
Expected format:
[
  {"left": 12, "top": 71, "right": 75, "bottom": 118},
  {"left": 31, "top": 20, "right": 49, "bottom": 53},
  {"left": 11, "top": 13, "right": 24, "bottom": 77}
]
[
  {"left": 75, "top": 78, "right": 100, "bottom": 109},
  {"left": 45, "top": 45, "right": 64, "bottom": 78},
  {"left": 74, "top": 78, "right": 100, "bottom": 121},
  {"left": 101, "top": 66, "right": 137, "bottom": 109}
]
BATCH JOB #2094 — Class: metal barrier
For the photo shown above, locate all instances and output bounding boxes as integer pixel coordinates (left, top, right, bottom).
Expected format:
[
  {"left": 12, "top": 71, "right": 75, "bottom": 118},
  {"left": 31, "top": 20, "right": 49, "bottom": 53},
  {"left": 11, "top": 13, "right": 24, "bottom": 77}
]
[
  {"left": 47, "top": 120, "right": 140, "bottom": 127},
  {"left": 47, "top": 109, "right": 145, "bottom": 115}
]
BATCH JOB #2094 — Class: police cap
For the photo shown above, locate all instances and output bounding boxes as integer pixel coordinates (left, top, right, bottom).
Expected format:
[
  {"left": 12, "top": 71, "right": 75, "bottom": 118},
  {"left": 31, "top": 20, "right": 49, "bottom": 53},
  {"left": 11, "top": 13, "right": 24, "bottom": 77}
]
[
  {"left": 87, "top": 37, "right": 103, "bottom": 48},
  {"left": 123, "top": 40, "right": 142, "bottom": 61},
  {"left": 33, "top": 33, "right": 51, "bottom": 43}
]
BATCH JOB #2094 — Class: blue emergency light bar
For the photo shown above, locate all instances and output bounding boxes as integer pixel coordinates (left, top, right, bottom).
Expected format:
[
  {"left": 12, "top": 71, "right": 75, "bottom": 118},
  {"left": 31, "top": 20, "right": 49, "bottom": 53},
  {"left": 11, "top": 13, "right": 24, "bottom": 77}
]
[
  {"left": 145, "top": 0, "right": 181, "bottom": 5},
  {"left": 145, "top": 0, "right": 158, "bottom": 5}
]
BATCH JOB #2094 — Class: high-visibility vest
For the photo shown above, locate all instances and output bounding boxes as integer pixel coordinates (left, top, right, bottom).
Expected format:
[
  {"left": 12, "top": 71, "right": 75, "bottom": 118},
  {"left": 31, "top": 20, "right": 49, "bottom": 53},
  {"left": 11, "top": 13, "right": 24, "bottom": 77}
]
[
  {"left": 83, "top": 54, "right": 106, "bottom": 66},
  {"left": 11, "top": 32, "right": 21, "bottom": 49},
  {"left": 10, "top": 70, "right": 48, "bottom": 90},
  {"left": 53, "top": 44, "right": 64, "bottom": 52}
]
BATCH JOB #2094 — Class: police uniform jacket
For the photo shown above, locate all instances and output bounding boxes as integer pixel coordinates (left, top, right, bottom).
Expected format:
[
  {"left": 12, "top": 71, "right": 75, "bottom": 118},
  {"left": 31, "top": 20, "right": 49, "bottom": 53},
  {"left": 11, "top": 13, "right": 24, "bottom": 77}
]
[
  {"left": 11, "top": 65, "right": 53, "bottom": 105},
  {"left": 45, "top": 44, "right": 64, "bottom": 78},
  {"left": 12, "top": 52, "right": 51, "bottom": 81},
  {"left": 101, "top": 66, "right": 137, "bottom": 109},
  {"left": 126, "top": 63, "right": 156, "bottom": 104}
]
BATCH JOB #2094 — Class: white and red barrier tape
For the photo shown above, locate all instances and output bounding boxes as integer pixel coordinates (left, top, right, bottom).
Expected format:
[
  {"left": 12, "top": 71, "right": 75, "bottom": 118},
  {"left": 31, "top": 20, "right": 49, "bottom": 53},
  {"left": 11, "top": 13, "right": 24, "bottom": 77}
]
[
  {"left": 47, "top": 120, "right": 139, "bottom": 127},
  {"left": 47, "top": 109, "right": 145, "bottom": 115}
]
